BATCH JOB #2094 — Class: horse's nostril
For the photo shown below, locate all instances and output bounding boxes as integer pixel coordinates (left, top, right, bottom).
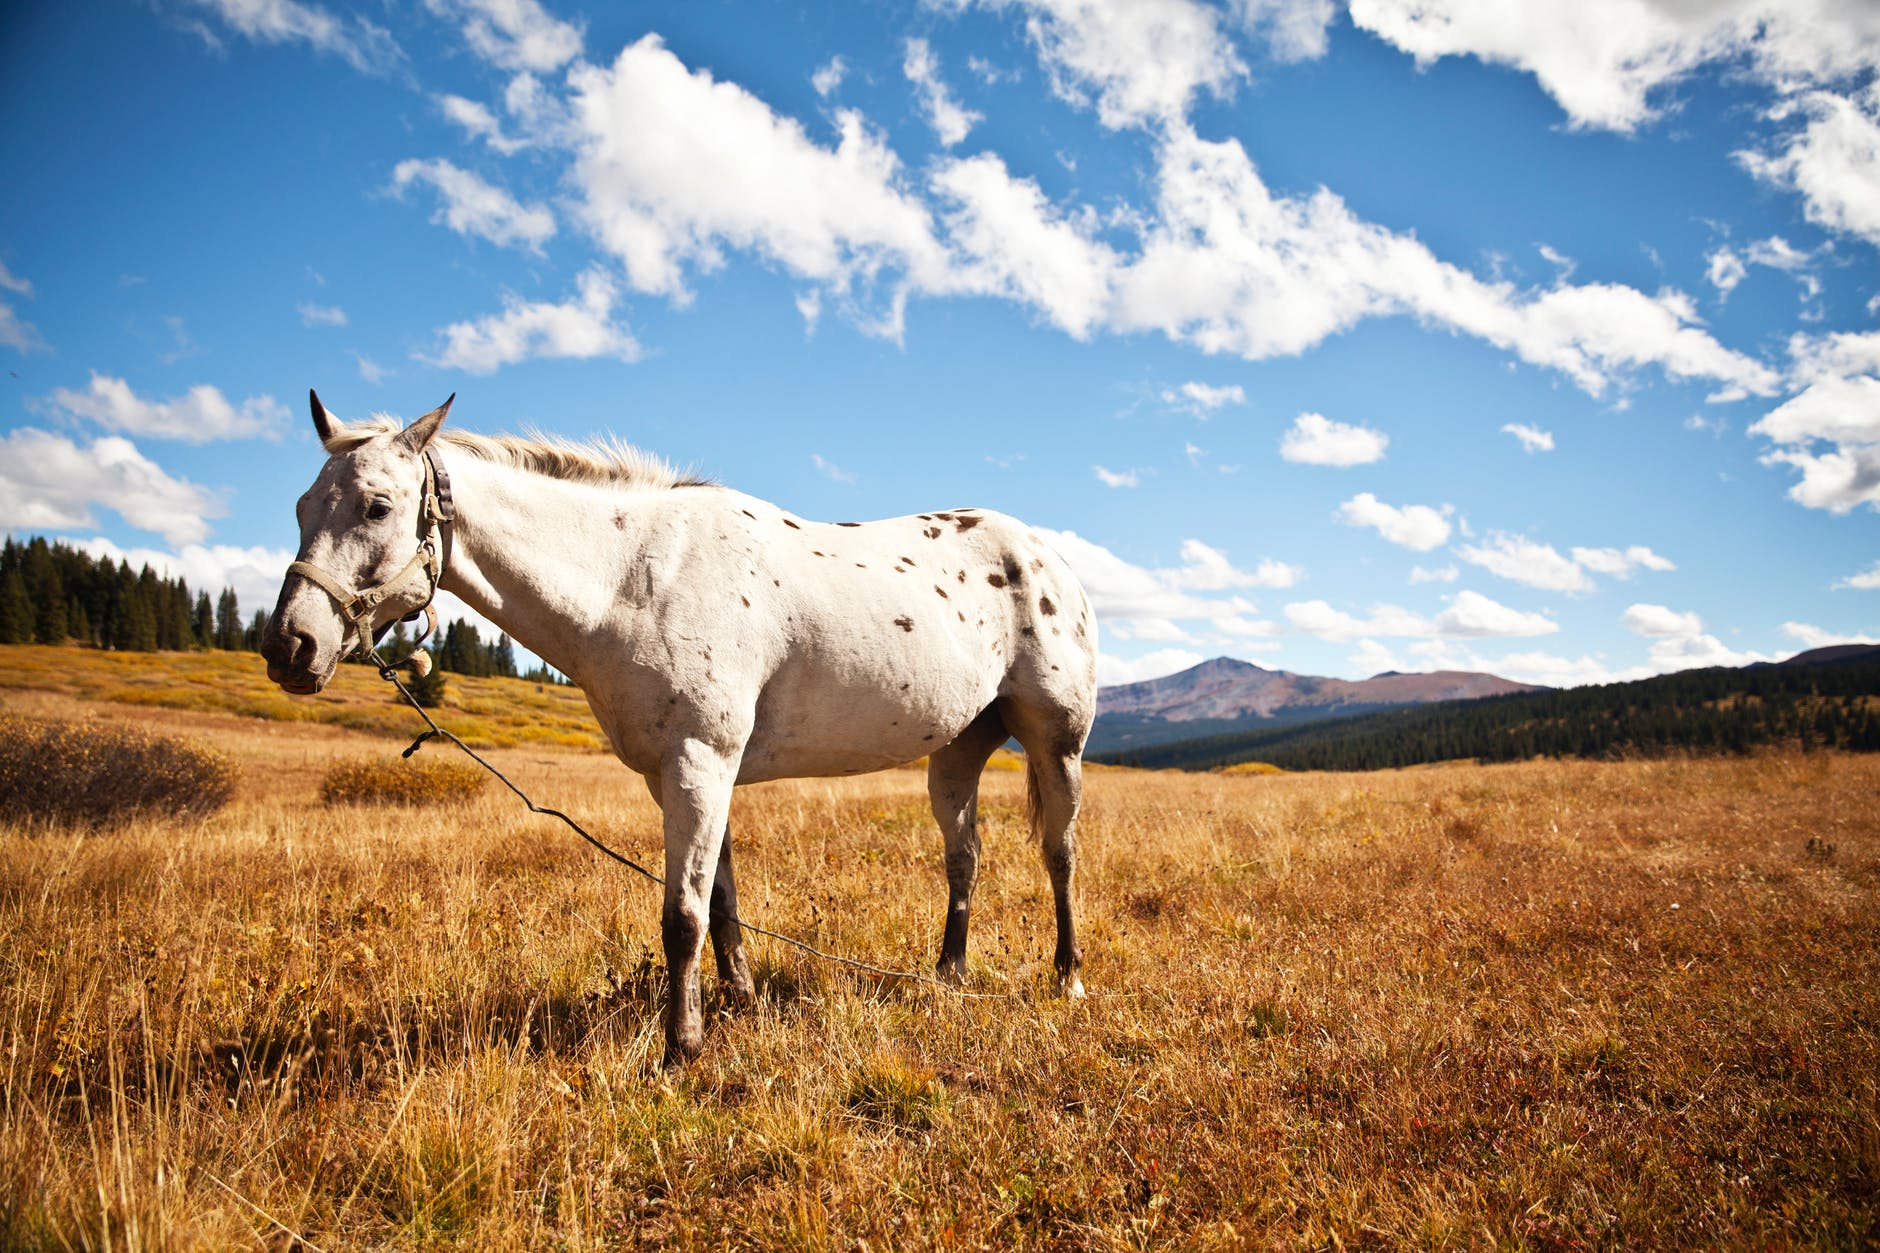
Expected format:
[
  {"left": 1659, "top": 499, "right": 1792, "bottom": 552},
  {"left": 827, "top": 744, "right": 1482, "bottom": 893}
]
[{"left": 290, "top": 629, "right": 318, "bottom": 665}]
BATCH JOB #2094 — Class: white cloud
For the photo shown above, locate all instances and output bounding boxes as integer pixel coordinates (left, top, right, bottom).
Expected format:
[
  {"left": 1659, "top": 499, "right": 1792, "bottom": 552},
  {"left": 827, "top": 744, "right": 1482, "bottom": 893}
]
[
  {"left": 0, "top": 302, "right": 48, "bottom": 354},
  {"left": 811, "top": 453, "right": 855, "bottom": 483},
  {"left": 1782, "top": 621, "right": 1880, "bottom": 649},
  {"left": 1410, "top": 563, "right": 1459, "bottom": 584},
  {"left": 1109, "top": 127, "right": 1777, "bottom": 399},
  {"left": 1833, "top": 560, "right": 1880, "bottom": 590},
  {"left": 812, "top": 55, "right": 847, "bottom": 98},
  {"left": 1348, "top": 0, "right": 1880, "bottom": 134},
  {"left": 297, "top": 302, "right": 347, "bottom": 328},
  {"left": 1334, "top": 492, "right": 1452, "bottom": 551},
  {"left": 1162, "top": 539, "right": 1301, "bottom": 590},
  {"left": 1093, "top": 465, "right": 1140, "bottom": 487},
  {"left": 905, "top": 38, "right": 982, "bottom": 147},
  {"left": 1097, "top": 647, "right": 1207, "bottom": 686},
  {"left": 390, "top": 158, "right": 556, "bottom": 254},
  {"left": 1033, "top": 528, "right": 1292, "bottom": 642},
  {"left": 1502, "top": 422, "right": 1554, "bottom": 453},
  {"left": 70, "top": 537, "right": 295, "bottom": 612},
  {"left": 1739, "top": 83, "right": 1880, "bottom": 248},
  {"left": 187, "top": 0, "right": 404, "bottom": 74},
  {"left": 1455, "top": 532, "right": 1591, "bottom": 593},
  {"left": 983, "top": 0, "right": 1248, "bottom": 130},
  {"left": 422, "top": 266, "right": 640, "bottom": 374},
  {"left": 567, "top": 35, "right": 946, "bottom": 328},
  {"left": 424, "top": 0, "right": 582, "bottom": 73},
  {"left": 0, "top": 260, "right": 32, "bottom": 297},
  {"left": 353, "top": 351, "right": 391, "bottom": 384},
  {"left": 930, "top": 153, "right": 1119, "bottom": 338},
  {"left": 1284, "top": 590, "right": 1556, "bottom": 642},
  {"left": 1571, "top": 545, "right": 1675, "bottom": 576},
  {"left": 438, "top": 93, "right": 529, "bottom": 155},
  {"left": 0, "top": 428, "right": 225, "bottom": 545},
  {"left": 1281, "top": 412, "right": 1388, "bottom": 466},
  {"left": 1231, "top": 0, "right": 1335, "bottom": 62},
  {"left": 43, "top": 373, "right": 286, "bottom": 443},
  {"left": 1706, "top": 246, "right": 1748, "bottom": 294},
  {"left": 1160, "top": 380, "right": 1246, "bottom": 416},
  {"left": 1349, "top": 637, "right": 1403, "bottom": 676},
  {"left": 1751, "top": 329, "right": 1880, "bottom": 513},
  {"left": 1623, "top": 603, "right": 1704, "bottom": 638}
]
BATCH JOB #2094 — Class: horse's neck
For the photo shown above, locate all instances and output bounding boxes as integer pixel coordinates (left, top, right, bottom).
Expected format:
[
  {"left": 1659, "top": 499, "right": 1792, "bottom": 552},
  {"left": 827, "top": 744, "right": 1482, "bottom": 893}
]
[{"left": 435, "top": 456, "right": 641, "bottom": 682}]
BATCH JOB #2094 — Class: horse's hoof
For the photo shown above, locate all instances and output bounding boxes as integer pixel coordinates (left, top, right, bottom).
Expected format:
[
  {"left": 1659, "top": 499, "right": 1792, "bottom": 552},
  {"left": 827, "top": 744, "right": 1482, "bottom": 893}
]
[
  {"left": 1057, "top": 973, "right": 1086, "bottom": 1000},
  {"left": 934, "top": 959, "right": 967, "bottom": 989},
  {"left": 662, "top": 1033, "right": 705, "bottom": 1070}
]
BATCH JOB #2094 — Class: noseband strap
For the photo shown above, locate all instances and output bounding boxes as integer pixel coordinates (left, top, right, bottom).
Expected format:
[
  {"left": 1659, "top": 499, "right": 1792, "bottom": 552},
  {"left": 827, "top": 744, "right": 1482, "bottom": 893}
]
[{"left": 287, "top": 447, "right": 454, "bottom": 644}]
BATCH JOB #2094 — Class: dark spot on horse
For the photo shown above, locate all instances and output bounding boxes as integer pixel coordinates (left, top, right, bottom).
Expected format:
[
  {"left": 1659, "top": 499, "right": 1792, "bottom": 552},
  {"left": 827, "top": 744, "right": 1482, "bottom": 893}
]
[
  {"left": 774, "top": 579, "right": 781, "bottom": 587},
  {"left": 1021, "top": 627, "right": 1036, "bottom": 636},
  {"left": 900, "top": 556, "right": 916, "bottom": 566},
  {"left": 956, "top": 570, "right": 965, "bottom": 583},
  {"left": 1031, "top": 557, "right": 1044, "bottom": 570},
  {"left": 740, "top": 596, "right": 751, "bottom": 608},
  {"left": 614, "top": 511, "right": 628, "bottom": 530},
  {"left": 667, "top": 696, "right": 678, "bottom": 705},
  {"left": 1051, "top": 664, "right": 1059, "bottom": 671},
  {"left": 987, "top": 574, "right": 1006, "bottom": 588},
  {"left": 1052, "top": 627, "right": 1061, "bottom": 635},
  {"left": 934, "top": 585, "right": 948, "bottom": 599},
  {"left": 894, "top": 616, "right": 914, "bottom": 631},
  {"left": 838, "top": 521, "right": 861, "bottom": 527},
  {"left": 782, "top": 518, "right": 801, "bottom": 529},
  {"left": 954, "top": 515, "right": 981, "bottom": 532},
  {"left": 813, "top": 550, "right": 824, "bottom": 558},
  {"left": 741, "top": 509, "right": 756, "bottom": 520},
  {"left": 957, "top": 611, "right": 965, "bottom": 622},
  {"left": 894, "top": 566, "right": 905, "bottom": 573},
  {"left": 1003, "top": 557, "right": 1023, "bottom": 586},
  {"left": 923, "top": 734, "right": 935, "bottom": 742},
  {"left": 900, "top": 683, "right": 909, "bottom": 690},
  {"left": 1075, "top": 620, "right": 1086, "bottom": 637},
  {"left": 932, "top": 511, "right": 954, "bottom": 522},
  {"left": 856, "top": 563, "right": 866, "bottom": 569},
  {"left": 924, "top": 527, "right": 941, "bottom": 539},
  {"left": 1040, "top": 596, "right": 1058, "bottom": 615}
]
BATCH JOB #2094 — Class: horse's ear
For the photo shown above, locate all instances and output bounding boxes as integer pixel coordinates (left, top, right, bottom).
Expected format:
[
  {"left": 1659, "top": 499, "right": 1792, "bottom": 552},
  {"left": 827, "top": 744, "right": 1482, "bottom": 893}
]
[
  {"left": 309, "top": 389, "right": 341, "bottom": 447},
  {"left": 397, "top": 393, "right": 454, "bottom": 454}
]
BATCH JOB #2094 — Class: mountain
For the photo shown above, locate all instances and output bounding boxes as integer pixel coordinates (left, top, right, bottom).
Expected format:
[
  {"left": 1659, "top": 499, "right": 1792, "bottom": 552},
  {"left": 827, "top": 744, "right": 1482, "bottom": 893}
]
[
  {"left": 1088, "top": 656, "right": 1545, "bottom": 755},
  {"left": 1091, "top": 650, "right": 1880, "bottom": 773}
]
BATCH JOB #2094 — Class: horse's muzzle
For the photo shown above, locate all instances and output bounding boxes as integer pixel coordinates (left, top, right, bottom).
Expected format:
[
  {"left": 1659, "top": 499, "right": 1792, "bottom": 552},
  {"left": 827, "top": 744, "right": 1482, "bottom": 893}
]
[{"left": 261, "top": 625, "right": 332, "bottom": 695}]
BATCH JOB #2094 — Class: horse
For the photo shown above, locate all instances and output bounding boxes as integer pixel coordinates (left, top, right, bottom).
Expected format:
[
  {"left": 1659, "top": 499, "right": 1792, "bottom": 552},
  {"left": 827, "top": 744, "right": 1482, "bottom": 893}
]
[{"left": 260, "top": 393, "right": 1099, "bottom": 1065}]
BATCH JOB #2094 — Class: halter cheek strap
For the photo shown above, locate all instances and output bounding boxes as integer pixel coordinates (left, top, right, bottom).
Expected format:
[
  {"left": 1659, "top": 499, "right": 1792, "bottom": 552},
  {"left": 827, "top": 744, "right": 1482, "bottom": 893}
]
[{"left": 286, "top": 447, "right": 454, "bottom": 646}]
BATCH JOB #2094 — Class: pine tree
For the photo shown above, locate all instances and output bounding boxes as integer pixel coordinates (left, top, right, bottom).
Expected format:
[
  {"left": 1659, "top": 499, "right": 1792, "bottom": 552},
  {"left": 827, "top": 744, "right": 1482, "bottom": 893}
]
[
  {"left": 193, "top": 591, "right": 214, "bottom": 648},
  {"left": 0, "top": 569, "right": 32, "bottom": 644},
  {"left": 215, "top": 588, "right": 240, "bottom": 650}
]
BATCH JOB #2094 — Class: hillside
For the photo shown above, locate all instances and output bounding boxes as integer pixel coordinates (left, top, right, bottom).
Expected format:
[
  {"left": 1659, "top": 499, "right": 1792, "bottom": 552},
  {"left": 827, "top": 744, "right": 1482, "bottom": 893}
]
[
  {"left": 1094, "top": 654, "right": 1880, "bottom": 771},
  {"left": 1090, "top": 656, "right": 1543, "bottom": 754},
  {"left": 0, "top": 644, "right": 609, "bottom": 750}
]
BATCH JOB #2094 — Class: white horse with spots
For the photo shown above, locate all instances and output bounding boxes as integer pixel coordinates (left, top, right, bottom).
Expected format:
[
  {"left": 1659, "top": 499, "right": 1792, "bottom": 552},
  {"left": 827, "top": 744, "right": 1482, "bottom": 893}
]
[{"left": 261, "top": 394, "right": 1099, "bottom": 1064}]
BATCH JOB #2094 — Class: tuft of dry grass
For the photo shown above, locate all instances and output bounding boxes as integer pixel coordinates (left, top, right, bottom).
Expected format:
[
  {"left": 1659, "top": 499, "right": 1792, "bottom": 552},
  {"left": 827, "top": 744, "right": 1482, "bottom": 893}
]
[
  {"left": 322, "top": 755, "right": 490, "bottom": 806},
  {"left": 0, "top": 712, "right": 235, "bottom": 829},
  {"left": 1, "top": 681, "right": 1876, "bottom": 1248}
]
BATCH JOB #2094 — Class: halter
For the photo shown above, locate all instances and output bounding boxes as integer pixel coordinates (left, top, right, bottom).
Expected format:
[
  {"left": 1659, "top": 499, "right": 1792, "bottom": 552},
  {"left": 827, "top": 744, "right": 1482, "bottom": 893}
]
[{"left": 286, "top": 447, "right": 456, "bottom": 652}]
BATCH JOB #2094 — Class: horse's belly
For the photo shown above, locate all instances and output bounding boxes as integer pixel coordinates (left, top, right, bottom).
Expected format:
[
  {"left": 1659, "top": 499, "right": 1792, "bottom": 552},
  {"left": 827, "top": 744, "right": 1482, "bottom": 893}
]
[{"left": 737, "top": 668, "right": 993, "bottom": 783}]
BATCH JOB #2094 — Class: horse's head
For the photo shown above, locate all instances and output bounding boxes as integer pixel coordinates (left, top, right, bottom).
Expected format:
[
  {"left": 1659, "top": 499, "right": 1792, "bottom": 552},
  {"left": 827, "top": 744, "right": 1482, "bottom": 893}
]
[{"left": 260, "top": 390, "right": 453, "bottom": 694}]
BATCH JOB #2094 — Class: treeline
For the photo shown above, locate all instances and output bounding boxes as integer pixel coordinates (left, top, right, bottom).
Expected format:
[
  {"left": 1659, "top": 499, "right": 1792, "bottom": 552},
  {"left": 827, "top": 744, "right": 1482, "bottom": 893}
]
[
  {"left": 1, "top": 535, "right": 268, "bottom": 652},
  {"left": 1, "top": 535, "right": 555, "bottom": 685},
  {"left": 1095, "top": 660, "right": 1880, "bottom": 772}
]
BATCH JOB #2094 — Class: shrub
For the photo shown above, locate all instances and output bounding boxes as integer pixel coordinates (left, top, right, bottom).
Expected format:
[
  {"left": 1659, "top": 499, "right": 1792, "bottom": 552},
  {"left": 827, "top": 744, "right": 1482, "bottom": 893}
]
[
  {"left": 321, "top": 754, "right": 488, "bottom": 806},
  {"left": 0, "top": 713, "right": 236, "bottom": 828}
]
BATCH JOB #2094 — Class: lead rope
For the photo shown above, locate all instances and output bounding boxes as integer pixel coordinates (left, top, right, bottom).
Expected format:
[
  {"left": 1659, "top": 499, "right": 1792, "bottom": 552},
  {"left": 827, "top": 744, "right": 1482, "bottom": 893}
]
[{"left": 364, "top": 645, "right": 1008, "bottom": 999}]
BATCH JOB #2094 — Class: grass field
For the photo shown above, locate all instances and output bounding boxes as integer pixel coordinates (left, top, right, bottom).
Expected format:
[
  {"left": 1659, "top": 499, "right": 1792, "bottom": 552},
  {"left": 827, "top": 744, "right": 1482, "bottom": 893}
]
[{"left": 1, "top": 655, "right": 1876, "bottom": 1248}]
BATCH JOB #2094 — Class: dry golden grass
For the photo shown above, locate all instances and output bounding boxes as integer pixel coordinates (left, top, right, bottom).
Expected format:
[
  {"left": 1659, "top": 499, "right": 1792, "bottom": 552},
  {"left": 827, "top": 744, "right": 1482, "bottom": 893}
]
[
  {"left": 322, "top": 756, "right": 491, "bottom": 807},
  {"left": 0, "top": 681, "right": 1876, "bottom": 1248},
  {"left": 0, "top": 713, "right": 235, "bottom": 828},
  {"left": 0, "top": 644, "right": 609, "bottom": 750}
]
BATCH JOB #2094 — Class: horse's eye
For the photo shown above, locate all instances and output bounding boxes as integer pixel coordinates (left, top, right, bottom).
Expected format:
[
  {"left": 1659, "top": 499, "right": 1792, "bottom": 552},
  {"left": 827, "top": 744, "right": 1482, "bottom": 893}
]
[{"left": 366, "top": 500, "right": 392, "bottom": 521}]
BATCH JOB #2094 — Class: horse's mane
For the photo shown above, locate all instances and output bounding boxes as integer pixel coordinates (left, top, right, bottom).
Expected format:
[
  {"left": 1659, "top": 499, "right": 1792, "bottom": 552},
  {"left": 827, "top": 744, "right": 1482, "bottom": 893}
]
[{"left": 322, "top": 416, "right": 715, "bottom": 490}]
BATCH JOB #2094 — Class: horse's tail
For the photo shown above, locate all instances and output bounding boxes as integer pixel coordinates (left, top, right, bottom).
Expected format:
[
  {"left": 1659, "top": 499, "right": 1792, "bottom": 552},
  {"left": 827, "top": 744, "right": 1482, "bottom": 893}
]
[{"left": 1026, "top": 755, "right": 1044, "bottom": 844}]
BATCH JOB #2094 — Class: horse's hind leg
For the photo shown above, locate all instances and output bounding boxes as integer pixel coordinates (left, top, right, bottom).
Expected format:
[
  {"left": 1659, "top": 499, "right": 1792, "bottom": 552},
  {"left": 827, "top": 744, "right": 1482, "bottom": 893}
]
[
  {"left": 708, "top": 826, "right": 756, "bottom": 1007},
  {"left": 1028, "top": 751, "right": 1086, "bottom": 998},
  {"left": 927, "top": 705, "right": 1010, "bottom": 985}
]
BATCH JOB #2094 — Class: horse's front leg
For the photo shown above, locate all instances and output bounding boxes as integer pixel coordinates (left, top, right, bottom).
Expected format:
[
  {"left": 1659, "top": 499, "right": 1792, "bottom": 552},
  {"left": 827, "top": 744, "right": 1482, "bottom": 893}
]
[
  {"left": 708, "top": 826, "right": 756, "bottom": 1007},
  {"left": 658, "top": 742, "right": 738, "bottom": 1067}
]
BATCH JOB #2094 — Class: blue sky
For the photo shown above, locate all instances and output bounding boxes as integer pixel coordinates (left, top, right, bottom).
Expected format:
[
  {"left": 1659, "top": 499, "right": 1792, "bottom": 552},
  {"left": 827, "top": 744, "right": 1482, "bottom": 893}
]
[{"left": 2, "top": 0, "right": 1877, "bottom": 687}]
